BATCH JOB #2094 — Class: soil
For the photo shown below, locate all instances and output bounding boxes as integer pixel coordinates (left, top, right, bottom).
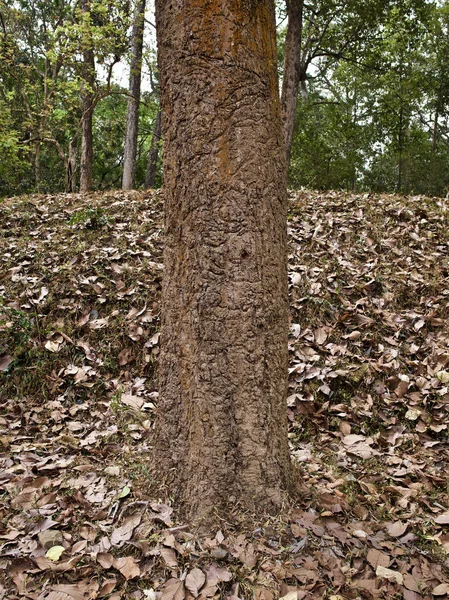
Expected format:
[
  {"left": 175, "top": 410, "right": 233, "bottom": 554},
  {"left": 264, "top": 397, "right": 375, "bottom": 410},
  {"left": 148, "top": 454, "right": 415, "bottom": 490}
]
[{"left": 1, "top": 189, "right": 449, "bottom": 599}]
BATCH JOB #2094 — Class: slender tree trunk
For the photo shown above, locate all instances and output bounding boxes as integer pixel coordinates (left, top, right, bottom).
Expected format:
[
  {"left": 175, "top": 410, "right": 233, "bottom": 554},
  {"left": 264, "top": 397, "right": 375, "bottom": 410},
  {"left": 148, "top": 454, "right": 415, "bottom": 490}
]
[
  {"left": 34, "top": 140, "right": 41, "bottom": 192},
  {"left": 432, "top": 110, "right": 438, "bottom": 152},
  {"left": 281, "top": 0, "right": 304, "bottom": 168},
  {"left": 431, "top": 110, "right": 438, "bottom": 196},
  {"left": 153, "top": 0, "right": 293, "bottom": 525},
  {"left": 122, "top": 0, "right": 146, "bottom": 190},
  {"left": 404, "top": 125, "right": 410, "bottom": 194},
  {"left": 300, "top": 74, "right": 307, "bottom": 100},
  {"left": 145, "top": 110, "right": 161, "bottom": 188},
  {"left": 398, "top": 105, "right": 403, "bottom": 192},
  {"left": 67, "top": 139, "right": 77, "bottom": 192},
  {"left": 80, "top": 78, "right": 94, "bottom": 192},
  {"left": 80, "top": 0, "right": 95, "bottom": 192}
]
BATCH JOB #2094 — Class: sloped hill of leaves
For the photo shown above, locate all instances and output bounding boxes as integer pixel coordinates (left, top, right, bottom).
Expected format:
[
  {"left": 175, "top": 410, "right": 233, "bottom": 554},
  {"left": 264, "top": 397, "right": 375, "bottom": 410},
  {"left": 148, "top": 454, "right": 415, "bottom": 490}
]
[{"left": 1, "top": 189, "right": 449, "bottom": 600}]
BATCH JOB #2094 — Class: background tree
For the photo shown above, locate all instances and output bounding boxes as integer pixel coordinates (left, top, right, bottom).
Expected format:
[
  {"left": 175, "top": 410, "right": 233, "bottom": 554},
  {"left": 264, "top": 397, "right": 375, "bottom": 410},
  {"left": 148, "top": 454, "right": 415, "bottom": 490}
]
[
  {"left": 0, "top": 0, "right": 131, "bottom": 194},
  {"left": 279, "top": 0, "right": 391, "bottom": 166},
  {"left": 74, "top": 0, "right": 130, "bottom": 191},
  {"left": 2, "top": 0, "right": 449, "bottom": 198},
  {"left": 144, "top": 53, "right": 161, "bottom": 189},
  {"left": 286, "top": 0, "right": 449, "bottom": 195},
  {"left": 0, "top": 99, "right": 27, "bottom": 193},
  {"left": 122, "top": 0, "right": 146, "bottom": 190},
  {"left": 145, "top": 109, "right": 161, "bottom": 188},
  {"left": 0, "top": 0, "right": 75, "bottom": 192},
  {"left": 281, "top": 0, "right": 304, "bottom": 166},
  {"left": 153, "top": 0, "right": 293, "bottom": 523},
  {"left": 80, "top": 0, "right": 96, "bottom": 192}
]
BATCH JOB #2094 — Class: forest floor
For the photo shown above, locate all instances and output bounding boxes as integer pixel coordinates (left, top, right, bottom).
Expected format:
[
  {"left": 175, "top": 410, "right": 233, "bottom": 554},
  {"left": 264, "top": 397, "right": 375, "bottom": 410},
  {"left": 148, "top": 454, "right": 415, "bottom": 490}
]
[{"left": 1, "top": 189, "right": 449, "bottom": 600}]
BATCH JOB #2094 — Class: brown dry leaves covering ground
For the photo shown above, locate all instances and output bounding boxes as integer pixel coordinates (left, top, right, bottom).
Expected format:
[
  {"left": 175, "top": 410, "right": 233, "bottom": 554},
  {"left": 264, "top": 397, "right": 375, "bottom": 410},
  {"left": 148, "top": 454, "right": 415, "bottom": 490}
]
[{"left": 1, "top": 189, "right": 449, "bottom": 600}]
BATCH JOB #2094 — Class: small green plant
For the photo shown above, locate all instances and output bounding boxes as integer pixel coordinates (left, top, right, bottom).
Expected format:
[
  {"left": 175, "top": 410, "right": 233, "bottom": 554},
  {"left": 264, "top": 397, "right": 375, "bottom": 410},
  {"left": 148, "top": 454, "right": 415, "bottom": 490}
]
[
  {"left": 110, "top": 387, "right": 124, "bottom": 412},
  {"left": 69, "top": 206, "right": 111, "bottom": 229},
  {"left": 127, "top": 461, "right": 152, "bottom": 482},
  {"left": 0, "top": 304, "right": 32, "bottom": 346}
]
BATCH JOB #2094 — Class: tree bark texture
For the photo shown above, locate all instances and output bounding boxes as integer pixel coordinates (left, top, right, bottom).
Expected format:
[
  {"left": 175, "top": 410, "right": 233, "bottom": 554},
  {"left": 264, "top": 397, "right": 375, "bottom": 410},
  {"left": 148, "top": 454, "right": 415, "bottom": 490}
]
[
  {"left": 145, "top": 109, "right": 161, "bottom": 188},
  {"left": 153, "top": 0, "right": 292, "bottom": 524},
  {"left": 122, "top": 0, "right": 146, "bottom": 190},
  {"left": 281, "top": 0, "right": 304, "bottom": 168},
  {"left": 80, "top": 0, "right": 95, "bottom": 192}
]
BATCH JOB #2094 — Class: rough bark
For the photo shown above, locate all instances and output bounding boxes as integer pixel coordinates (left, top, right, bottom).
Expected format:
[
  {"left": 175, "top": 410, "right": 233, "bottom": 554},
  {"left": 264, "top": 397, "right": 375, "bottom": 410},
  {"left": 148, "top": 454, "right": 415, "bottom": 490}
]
[
  {"left": 153, "top": 0, "right": 293, "bottom": 525},
  {"left": 281, "top": 0, "right": 304, "bottom": 168},
  {"left": 145, "top": 110, "right": 161, "bottom": 188},
  {"left": 79, "top": 0, "right": 95, "bottom": 192},
  {"left": 122, "top": 0, "right": 146, "bottom": 190}
]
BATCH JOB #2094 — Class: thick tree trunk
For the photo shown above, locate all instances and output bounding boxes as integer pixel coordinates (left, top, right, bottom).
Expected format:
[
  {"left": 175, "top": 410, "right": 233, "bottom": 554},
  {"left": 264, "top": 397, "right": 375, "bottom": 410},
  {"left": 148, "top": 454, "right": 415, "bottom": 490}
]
[
  {"left": 122, "top": 0, "right": 146, "bottom": 190},
  {"left": 153, "top": 0, "right": 292, "bottom": 524},
  {"left": 80, "top": 0, "right": 95, "bottom": 192},
  {"left": 281, "top": 0, "right": 304, "bottom": 168},
  {"left": 145, "top": 110, "right": 161, "bottom": 188}
]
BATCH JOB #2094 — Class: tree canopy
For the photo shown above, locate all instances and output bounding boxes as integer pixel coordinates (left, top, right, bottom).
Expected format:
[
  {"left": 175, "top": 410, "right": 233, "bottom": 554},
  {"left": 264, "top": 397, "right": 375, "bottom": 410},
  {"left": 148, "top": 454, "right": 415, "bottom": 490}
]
[{"left": 1, "top": 0, "right": 448, "bottom": 196}]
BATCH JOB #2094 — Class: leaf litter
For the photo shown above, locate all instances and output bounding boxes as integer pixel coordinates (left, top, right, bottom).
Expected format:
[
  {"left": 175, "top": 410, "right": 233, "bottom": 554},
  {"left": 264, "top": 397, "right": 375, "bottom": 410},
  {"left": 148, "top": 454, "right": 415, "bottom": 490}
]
[{"left": 1, "top": 189, "right": 449, "bottom": 598}]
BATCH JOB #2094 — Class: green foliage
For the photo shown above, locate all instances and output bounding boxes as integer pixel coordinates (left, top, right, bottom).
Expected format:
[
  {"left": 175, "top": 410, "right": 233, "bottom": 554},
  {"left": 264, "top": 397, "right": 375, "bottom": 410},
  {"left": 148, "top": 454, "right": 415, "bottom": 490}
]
[
  {"left": 0, "top": 0, "right": 163, "bottom": 196},
  {"left": 2, "top": 0, "right": 448, "bottom": 197},
  {"left": 136, "top": 93, "right": 162, "bottom": 186},
  {"left": 92, "top": 92, "right": 128, "bottom": 188},
  {"left": 290, "top": 77, "right": 372, "bottom": 190},
  {"left": 69, "top": 206, "right": 111, "bottom": 228},
  {"left": 0, "top": 100, "right": 28, "bottom": 195},
  {"left": 287, "top": 0, "right": 449, "bottom": 196},
  {"left": 0, "top": 303, "right": 33, "bottom": 353}
]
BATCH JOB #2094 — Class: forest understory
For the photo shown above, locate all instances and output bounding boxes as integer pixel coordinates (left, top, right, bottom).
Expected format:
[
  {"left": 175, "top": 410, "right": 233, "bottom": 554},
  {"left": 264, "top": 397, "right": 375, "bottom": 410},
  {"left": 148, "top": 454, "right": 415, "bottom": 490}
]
[{"left": 1, "top": 189, "right": 449, "bottom": 599}]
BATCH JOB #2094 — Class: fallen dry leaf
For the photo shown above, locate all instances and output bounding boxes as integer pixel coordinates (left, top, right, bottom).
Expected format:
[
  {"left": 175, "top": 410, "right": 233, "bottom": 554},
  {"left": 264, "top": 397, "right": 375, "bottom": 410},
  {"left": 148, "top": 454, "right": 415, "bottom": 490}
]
[
  {"left": 111, "top": 513, "right": 141, "bottom": 545},
  {"left": 161, "top": 547, "right": 178, "bottom": 568},
  {"left": 120, "top": 394, "right": 144, "bottom": 410},
  {"left": 279, "top": 593, "right": 298, "bottom": 600},
  {"left": 0, "top": 354, "right": 13, "bottom": 371},
  {"left": 45, "top": 546, "right": 65, "bottom": 561},
  {"left": 185, "top": 568, "right": 206, "bottom": 597},
  {"left": 434, "top": 513, "right": 449, "bottom": 524},
  {"left": 160, "top": 578, "right": 185, "bottom": 600},
  {"left": 366, "top": 548, "right": 390, "bottom": 570},
  {"left": 113, "top": 556, "right": 140, "bottom": 580},
  {"left": 96, "top": 553, "right": 114, "bottom": 569},
  {"left": 376, "top": 565, "right": 403, "bottom": 585},
  {"left": 98, "top": 579, "right": 117, "bottom": 597},
  {"left": 432, "top": 583, "right": 449, "bottom": 596},
  {"left": 386, "top": 521, "right": 408, "bottom": 537},
  {"left": 403, "top": 573, "right": 421, "bottom": 593}
]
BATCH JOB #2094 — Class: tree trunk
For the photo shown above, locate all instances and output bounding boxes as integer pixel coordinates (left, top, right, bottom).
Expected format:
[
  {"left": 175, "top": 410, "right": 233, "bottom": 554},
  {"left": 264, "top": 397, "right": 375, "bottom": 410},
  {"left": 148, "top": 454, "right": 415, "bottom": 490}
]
[
  {"left": 145, "top": 110, "right": 161, "bottom": 188},
  {"left": 66, "top": 139, "right": 77, "bottom": 192},
  {"left": 404, "top": 125, "right": 410, "bottom": 194},
  {"left": 79, "top": 0, "right": 95, "bottom": 192},
  {"left": 153, "top": 0, "right": 293, "bottom": 525},
  {"left": 122, "top": 0, "right": 146, "bottom": 190},
  {"left": 432, "top": 110, "right": 438, "bottom": 152},
  {"left": 281, "top": 0, "right": 304, "bottom": 168},
  {"left": 34, "top": 140, "right": 41, "bottom": 192},
  {"left": 431, "top": 110, "right": 438, "bottom": 196}
]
